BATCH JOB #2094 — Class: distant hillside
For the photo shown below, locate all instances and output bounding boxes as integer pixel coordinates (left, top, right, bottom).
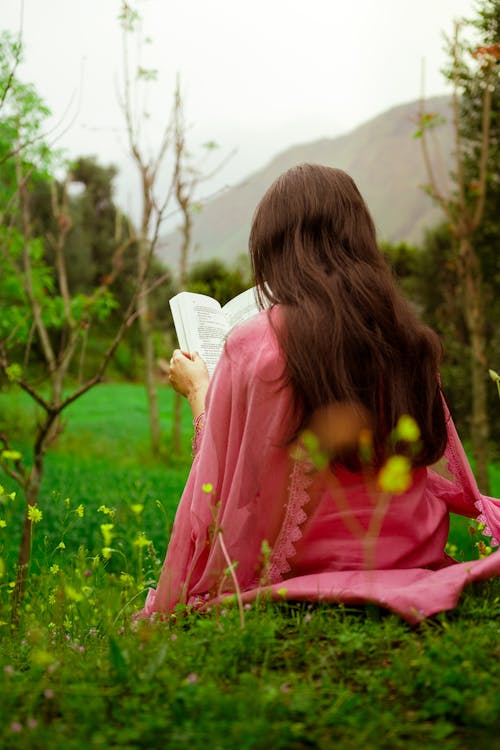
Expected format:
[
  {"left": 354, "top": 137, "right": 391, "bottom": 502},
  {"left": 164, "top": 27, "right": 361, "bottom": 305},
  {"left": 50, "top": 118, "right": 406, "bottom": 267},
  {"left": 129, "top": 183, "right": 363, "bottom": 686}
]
[{"left": 157, "top": 96, "right": 453, "bottom": 271}]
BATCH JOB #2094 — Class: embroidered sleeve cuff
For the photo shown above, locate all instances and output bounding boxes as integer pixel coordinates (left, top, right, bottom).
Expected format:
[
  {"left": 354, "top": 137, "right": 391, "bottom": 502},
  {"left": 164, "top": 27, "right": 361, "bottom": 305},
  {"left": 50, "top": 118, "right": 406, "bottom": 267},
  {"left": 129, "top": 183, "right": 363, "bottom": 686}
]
[{"left": 192, "top": 412, "right": 206, "bottom": 457}]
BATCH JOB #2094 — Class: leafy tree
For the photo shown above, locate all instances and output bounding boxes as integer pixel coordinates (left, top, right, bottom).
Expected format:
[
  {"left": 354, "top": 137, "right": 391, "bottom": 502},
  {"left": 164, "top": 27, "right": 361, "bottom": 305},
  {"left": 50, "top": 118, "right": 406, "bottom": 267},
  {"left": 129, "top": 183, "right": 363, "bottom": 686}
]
[
  {"left": 0, "top": 34, "right": 150, "bottom": 622},
  {"left": 416, "top": 3, "right": 499, "bottom": 490},
  {"left": 186, "top": 258, "right": 252, "bottom": 305}
]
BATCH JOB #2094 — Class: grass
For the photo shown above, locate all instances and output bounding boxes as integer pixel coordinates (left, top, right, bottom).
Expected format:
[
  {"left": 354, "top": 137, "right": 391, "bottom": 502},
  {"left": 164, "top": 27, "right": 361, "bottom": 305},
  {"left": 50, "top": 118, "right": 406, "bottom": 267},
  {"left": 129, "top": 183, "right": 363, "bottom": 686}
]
[{"left": 0, "top": 383, "right": 499, "bottom": 749}]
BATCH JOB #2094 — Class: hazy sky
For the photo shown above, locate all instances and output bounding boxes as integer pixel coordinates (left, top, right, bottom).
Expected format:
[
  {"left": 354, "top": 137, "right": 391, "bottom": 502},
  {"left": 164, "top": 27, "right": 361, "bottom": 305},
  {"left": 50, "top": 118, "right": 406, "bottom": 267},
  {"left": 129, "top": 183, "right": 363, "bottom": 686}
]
[{"left": 2, "top": 0, "right": 477, "bottom": 218}]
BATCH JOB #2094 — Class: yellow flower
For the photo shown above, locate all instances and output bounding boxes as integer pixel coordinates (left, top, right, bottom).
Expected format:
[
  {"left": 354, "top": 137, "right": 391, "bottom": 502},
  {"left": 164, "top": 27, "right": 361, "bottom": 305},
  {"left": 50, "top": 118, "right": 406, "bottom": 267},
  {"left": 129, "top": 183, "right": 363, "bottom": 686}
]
[
  {"left": 65, "top": 585, "right": 83, "bottom": 602},
  {"left": 100, "top": 523, "right": 114, "bottom": 547},
  {"left": 101, "top": 547, "right": 113, "bottom": 560},
  {"left": 133, "top": 533, "right": 152, "bottom": 548},
  {"left": 130, "top": 504, "right": 143, "bottom": 515},
  {"left": 57, "top": 541, "right": 66, "bottom": 550},
  {"left": 76, "top": 504, "right": 84, "bottom": 518},
  {"left": 50, "top": 564, "right": 59, "bottom": 575},
  {"left": 120, "top": 572, "right": 135, "bottom": 588},
  {"left": 1, "top": 449, "right": 22, "bottom": 461},
  {"left": 202, "top": 483, "right": 213, "bottom": 494},
  {"left": 98, "top": 505, "right": 115, "bottom": 517},
  {"left": 64, "top": 497, "right": 71, "bottom": 508},
  {"left": 48, "top": 594, "right": 56, "bottom": 606},
  {"left": 378, "top": 455, "right": 412, "bottom": 494},
  {"left": 395, "top": 415, "right": 421, "bottom": 443},
  {"left": 27, "top": 505, "right": 43, "bottom": 524},
  {"left": 0, "top": 519, "right": 6, "bottom": 528}
]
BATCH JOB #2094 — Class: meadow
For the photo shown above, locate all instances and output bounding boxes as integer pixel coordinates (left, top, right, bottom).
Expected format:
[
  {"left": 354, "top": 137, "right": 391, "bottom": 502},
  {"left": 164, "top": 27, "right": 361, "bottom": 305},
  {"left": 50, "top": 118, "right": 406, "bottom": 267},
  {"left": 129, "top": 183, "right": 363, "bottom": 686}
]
[{"left": 0, "top": 383, "right": 499, "bottom": 749}]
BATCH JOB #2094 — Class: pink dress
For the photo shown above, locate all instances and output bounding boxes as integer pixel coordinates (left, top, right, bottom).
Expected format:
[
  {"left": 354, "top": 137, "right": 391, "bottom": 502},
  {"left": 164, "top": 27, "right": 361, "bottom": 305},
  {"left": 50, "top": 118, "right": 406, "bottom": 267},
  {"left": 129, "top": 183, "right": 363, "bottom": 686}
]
[{"left": 140, "top": 311, "right": 500, "bottom": 624}]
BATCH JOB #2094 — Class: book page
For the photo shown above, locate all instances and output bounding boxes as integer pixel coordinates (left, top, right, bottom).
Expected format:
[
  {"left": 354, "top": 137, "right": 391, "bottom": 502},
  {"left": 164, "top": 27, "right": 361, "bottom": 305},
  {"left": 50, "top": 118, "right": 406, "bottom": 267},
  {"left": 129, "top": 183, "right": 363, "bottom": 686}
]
[
  {"left": 169, "top": 292, "right": 228, "bottom": 375},
  {"left": 221, "top": 287, "right": 260, "bottom": 330}
]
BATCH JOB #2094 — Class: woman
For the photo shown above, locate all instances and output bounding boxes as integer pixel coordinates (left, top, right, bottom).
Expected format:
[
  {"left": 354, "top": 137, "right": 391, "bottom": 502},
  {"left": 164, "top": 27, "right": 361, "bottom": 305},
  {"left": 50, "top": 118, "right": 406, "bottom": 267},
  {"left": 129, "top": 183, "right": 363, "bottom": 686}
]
[{"left": 141, "top": 165, "right": 500, "bottom": 624}]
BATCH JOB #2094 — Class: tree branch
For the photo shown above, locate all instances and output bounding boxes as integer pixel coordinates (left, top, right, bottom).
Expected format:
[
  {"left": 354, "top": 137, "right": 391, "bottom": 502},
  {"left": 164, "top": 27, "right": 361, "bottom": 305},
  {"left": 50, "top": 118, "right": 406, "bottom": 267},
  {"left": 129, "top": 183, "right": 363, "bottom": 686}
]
[
  {"left": 472, "top": 65, "right": 493, "bottom": 230},
  {"left": 418, "top": 61, "right": 455, "bottom": 225},
  {"left": 16, "top": 156, "right": 57, "bottom": 372},
  {"left": 451, "top": 22, "right": 467, "bottom": 216}
]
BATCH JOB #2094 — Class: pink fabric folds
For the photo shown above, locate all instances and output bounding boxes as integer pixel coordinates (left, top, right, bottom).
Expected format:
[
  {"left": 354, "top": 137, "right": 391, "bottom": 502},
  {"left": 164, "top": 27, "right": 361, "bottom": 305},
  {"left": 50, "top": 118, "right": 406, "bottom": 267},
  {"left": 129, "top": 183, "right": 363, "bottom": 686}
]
[{"left": 140, "top": 310, "right": 500, "bottom": 624}]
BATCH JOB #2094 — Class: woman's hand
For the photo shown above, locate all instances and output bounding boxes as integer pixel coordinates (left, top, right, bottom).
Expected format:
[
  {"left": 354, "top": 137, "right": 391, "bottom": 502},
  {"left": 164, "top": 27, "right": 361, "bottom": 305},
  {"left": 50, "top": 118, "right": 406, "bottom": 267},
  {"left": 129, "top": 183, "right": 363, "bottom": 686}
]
[{"left": 169, "top": 350, "right": 210, "bottom": 419}]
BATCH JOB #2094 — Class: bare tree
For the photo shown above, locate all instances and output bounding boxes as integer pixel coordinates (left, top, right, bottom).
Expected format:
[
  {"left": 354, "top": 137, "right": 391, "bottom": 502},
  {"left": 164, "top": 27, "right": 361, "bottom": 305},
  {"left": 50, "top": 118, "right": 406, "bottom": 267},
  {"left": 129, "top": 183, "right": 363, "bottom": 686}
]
[
  {"left": 170, "top": 77, "right": 235, "bottom": 452},
  {"left": 118, "top": 2, "right": 174, "bottom": 455},
  {"left": 0, "top": 156, "right": 171, "bottom": 622}
]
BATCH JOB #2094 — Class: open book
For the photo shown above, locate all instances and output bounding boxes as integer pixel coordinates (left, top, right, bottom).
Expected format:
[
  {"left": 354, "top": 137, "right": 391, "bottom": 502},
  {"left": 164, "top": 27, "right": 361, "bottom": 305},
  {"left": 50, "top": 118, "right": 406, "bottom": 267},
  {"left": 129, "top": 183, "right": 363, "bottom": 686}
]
[{"left": 169, "top": 287, "right": 260, "bottom": 375}]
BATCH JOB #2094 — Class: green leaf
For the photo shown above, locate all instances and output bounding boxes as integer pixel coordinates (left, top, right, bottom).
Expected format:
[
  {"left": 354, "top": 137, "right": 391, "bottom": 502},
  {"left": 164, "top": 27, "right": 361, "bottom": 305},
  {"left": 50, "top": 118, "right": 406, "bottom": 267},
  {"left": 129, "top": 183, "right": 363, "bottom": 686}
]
[{"left": 1, "top": 450, "right": 22, "bottom": 461}]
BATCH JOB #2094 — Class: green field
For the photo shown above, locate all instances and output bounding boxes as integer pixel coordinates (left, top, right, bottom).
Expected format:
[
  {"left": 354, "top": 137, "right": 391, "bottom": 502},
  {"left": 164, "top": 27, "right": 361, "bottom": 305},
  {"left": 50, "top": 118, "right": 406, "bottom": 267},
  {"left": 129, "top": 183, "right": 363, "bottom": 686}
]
[{"left": 0, "top": 383, "right": 499, "bottom": 749}]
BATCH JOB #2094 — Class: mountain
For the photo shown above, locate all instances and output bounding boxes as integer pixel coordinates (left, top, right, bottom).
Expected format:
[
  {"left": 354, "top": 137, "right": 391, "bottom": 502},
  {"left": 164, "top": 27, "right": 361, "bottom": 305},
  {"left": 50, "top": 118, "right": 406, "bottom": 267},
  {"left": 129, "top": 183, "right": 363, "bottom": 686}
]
[{"left": 157, "top": 96, "right": 453, "bottom": 271}]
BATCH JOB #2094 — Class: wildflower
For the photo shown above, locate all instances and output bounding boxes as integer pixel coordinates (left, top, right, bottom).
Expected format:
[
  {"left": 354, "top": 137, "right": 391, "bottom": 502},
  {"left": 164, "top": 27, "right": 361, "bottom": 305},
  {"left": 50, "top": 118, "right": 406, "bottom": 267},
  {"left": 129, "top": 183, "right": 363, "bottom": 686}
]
[
  {"left": 27, "top": 505, "right": 43, "bottom": 524},
  {"left": 186, "top": 673, "right": 198, "bottom": 684},
  {"left": 65, "top": 585, "right": 83, "bottom": 602},
  {"left": 84, "top": 569, "right": 92, "bottom": 577},
  {"left": 476, "top": 541, "right": 492, "bottom": 557},
  {"left": 100, "top": 523, "right": 114, "bottom": 546},
  {"left": 27, "top": 718, "right": 38, "bottom": 730},
  {"left": 1, "top": 449, "right": 21, "bottom": 461},
  {"left": 57, "top": 541, "right": 66, "bottom": 550},
  {"left": 133, "top": 533, "right": 152, "bottom": 548},
  {"left": 44, "top": 689, "right": 54, "bottom": 699},
  {"left": 98, "top": 504, "right": 115, "bottom": 517},
  {"left": 395, "top": 415, "right": 421, "bottom": 443},
  {"left": 120, "top": 572, "right": 135, "bottom": 588},
  {"left": 304, "top": 613, "right": 312, "bottom": 623},
  {"left": 130, "top": 503, "right": 143, "bottom": 515},
  {"left": 202, "top": 483, "right": 213, "bottom": 494},
  {"left": 48, "top": 594, "right": 56, "bottom": 605},
  {"left": 377, "top": 455, "right": 412, "bottom": 494},
  {"left": 101, "top": 547, "right": 113, "bottom": 560},
  {"left": 4, "top": 665, "right": 14, "bottom": 675},
  {"left": 64, "top": 497, "right": 71, "bottom": 508},
  {"left": 300, "top": 430, "right": 328, "bottom": 469},
  {"left": 170, "top": 633, "right": 178, "bottom": 642},
  {"left": 50, "top": 564, "right": 59, "bottom": 575},
  {"left": 76, "top": 504, "right": 85, "bottom": 518},
  {"left": 0, "top": 519, "right": 6, "bottom": 527},
  {"left": 10, "top": 722, "right": 22, "bottom": 733}
]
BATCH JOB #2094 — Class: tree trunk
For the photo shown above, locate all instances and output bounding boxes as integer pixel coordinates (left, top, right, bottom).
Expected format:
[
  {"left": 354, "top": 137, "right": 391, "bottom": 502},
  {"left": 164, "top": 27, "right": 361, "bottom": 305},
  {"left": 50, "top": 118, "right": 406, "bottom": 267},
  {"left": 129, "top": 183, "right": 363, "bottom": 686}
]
[
  {"left": 172, "top": 199, "right": 191, "bottom": 454},
  {"left": 460, "top": 236, "right": 490, "bottom": 493},
  {"left": 136, "top": 168, "right": 162, "bottom": 456},
  {"left": 139, "top": 296, "right": 161, "bottom": 454}
]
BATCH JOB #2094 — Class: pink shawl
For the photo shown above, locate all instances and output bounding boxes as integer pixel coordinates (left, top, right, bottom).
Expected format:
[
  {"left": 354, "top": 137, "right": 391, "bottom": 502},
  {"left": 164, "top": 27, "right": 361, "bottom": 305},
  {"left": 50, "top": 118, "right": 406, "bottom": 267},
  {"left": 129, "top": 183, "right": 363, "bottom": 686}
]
[{"left": 141, "top": 311, "right": 500, "bottom": 624}]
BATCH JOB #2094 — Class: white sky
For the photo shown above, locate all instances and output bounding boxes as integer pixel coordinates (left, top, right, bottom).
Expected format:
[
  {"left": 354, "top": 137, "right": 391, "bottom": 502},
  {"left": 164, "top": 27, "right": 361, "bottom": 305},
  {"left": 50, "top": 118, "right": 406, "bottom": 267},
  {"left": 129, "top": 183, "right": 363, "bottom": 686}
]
[{"left": 2, "top": 0, "right": 477, "bottom": 219}]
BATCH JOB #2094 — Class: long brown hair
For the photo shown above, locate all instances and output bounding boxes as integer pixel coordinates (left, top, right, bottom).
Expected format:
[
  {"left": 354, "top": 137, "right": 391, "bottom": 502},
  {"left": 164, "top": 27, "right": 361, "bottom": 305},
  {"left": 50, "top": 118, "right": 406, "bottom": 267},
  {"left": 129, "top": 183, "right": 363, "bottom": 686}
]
[{"left": 249, "top": 164, "right": 447, "bottom": 467}]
